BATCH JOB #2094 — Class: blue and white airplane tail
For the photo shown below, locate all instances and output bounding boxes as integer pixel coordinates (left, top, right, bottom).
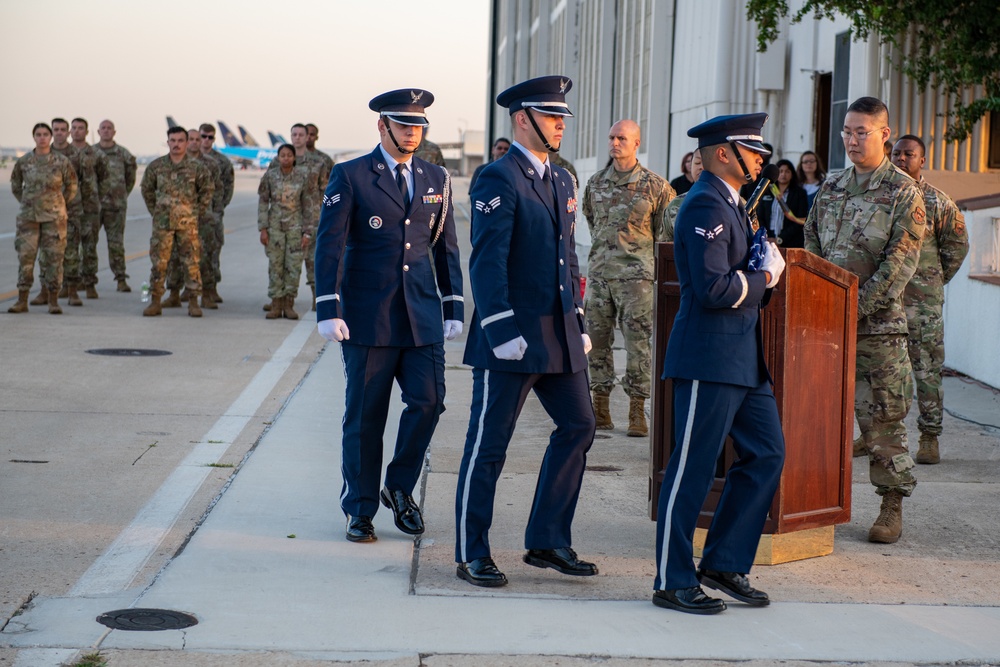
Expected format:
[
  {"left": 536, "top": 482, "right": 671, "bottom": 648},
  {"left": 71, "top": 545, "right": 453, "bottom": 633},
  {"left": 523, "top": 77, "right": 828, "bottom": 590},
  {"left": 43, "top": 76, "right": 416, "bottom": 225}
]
[{"left": 218, "top": 121, "right": 244, "bottom": 147}]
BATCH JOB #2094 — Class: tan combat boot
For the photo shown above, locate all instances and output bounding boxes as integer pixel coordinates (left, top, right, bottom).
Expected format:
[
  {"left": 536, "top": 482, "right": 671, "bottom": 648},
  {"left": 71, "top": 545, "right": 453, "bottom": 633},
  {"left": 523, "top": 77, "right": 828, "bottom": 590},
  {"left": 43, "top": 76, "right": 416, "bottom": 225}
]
[
  {"left": 59, "top": 283, "right": 69, "bottom": 298},
  {"left": 142, "top": 295, "right": 162, "bottom": 316},
  {"left": 47, "top": 288, "right": 62, "bottom": 314},
  {"left": 262, "top": 301, "right": 272, "bottom": 312},
  {"left": 85, "top": 284, "right": 99, "bottom": 299},
  {"left": 117, "top": 279, "right": 131, "bottom": 292},
  {"left": 202, "top": 292, "right": 218, "bottom": 310},
  {"left": 211, "top": 287, "right": 223, "bottom": 304},
  {"left": 853, "top": 435, "right": 867, "bottom": 457},
  {"left": 162, "top": 289, "right": 182, "bottom": 307},
  {"left": 868, "top": 490, "right": 903, "bottom": 543},
  {"left": 627, "top": 397, "right": 648, "bottom": 437},
  {"left": 67, "top": 283, "right": 83, "bottom": 306},
  {"left": 283, "top": 296, "right": 299, "bottom": 320},
  {"left": 593, "top": 391, "right": 614, "bottom": 430},
  {"left": 188, "top": 294, "right": 203, "bottom": 318},
  {"left": 265, "top": 297, "right": 282, "bottom": 319},
  {"left": 30, "top": 285, "right": 49, "bottom": 306},
  {"left": 7, "top": 290, "right": 29, "bottom": 313},
  {"left": 915, "top": 434, "right": 940, "bottom": 464}
]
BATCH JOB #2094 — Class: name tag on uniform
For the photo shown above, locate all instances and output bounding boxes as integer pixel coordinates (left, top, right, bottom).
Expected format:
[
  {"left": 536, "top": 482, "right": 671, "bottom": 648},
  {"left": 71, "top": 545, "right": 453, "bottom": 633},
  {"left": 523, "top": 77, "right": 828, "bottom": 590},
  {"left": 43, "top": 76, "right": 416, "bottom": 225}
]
[{"left": 422, "top": 194, "right": 443, "bottom": 205}]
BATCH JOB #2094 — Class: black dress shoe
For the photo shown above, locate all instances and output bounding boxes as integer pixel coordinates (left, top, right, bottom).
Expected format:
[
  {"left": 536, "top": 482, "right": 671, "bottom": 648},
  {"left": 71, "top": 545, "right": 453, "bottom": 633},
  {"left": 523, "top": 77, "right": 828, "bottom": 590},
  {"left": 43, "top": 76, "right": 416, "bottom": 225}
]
[
  {"left": 345, "top": 515, "right": 376, "bottom": 543},
  {"left": 523, "top": 547, "right": 598, "bottom": 576},
  {"left": 456, "top": 557, "right": 508, "bottom": 587},
  {"left": 379, "top": 487, "right": 424, "bottom": 535},
  {"left": 652, "top": 587, "right": 726, "bottom": 615},
  {"left": 698, "top": 568, "right": 770, "bottom": 606}
]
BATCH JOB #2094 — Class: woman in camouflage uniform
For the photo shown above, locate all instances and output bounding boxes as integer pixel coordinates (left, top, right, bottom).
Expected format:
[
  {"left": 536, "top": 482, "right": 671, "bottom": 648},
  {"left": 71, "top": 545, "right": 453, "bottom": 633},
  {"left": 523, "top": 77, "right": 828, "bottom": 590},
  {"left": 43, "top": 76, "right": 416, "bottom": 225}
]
[
  {"left": 8, "top": 123, "right": 78, "bottom": 314},
  {"left": 258, "top": 144, "right": 316, "bottom": 320}
]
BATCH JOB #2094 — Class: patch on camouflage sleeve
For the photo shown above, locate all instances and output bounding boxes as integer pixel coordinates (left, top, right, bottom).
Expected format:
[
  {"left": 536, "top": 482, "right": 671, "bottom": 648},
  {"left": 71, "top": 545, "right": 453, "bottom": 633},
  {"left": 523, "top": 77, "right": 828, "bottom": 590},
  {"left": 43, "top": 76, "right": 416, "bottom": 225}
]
[{"left": 913, "top": 207, "right": 925, "bottom": 224}]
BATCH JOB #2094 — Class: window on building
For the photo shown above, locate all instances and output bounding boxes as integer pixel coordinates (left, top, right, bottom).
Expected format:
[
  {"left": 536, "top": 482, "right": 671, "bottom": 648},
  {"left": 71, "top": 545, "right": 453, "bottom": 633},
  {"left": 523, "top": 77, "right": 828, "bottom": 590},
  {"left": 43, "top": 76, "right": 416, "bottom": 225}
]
[
  {"left": 989, "top": 110, "right": 1000, "bottom": 170},
  {"left": 613, "top": 0, "right": 654, "bottom": 140},
  {"left": 828, "top": 31, "right": 852, "bottom": 170},
  {"left": 576, "top": 0, "right": 603, "bottom": 160}
]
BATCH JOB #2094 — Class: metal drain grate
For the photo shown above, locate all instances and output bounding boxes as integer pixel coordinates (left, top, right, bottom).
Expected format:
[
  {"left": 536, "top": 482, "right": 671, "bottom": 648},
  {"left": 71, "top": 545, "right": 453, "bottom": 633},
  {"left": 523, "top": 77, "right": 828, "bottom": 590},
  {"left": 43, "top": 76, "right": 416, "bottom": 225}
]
[
  {"left": 96, "top": 608, "right": 198, "bottom": 631},
  {"left": 86, "top": 348, "right": 172, "bottom": 357}
]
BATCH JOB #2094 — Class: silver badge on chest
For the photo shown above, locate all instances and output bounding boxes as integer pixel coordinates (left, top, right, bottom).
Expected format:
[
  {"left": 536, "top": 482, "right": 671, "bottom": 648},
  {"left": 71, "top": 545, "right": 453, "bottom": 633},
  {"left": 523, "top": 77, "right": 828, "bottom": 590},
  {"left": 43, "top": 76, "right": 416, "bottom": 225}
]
[{"left": 369, "top": 216, "right": 383, "bottom": 229}]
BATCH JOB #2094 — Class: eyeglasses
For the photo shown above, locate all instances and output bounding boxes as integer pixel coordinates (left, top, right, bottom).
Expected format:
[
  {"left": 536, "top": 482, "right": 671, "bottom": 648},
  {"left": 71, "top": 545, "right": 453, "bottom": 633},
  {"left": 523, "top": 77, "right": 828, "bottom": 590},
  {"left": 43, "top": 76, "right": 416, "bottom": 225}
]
[
  {"left": 201, "top": 134, "right": 215, "bottom": 139},
  {"left": 840, "top": 128, "right": 884, "bottom": 141},
  {"left": 801, "top": 159, "right": 817, "bottom": 164}
]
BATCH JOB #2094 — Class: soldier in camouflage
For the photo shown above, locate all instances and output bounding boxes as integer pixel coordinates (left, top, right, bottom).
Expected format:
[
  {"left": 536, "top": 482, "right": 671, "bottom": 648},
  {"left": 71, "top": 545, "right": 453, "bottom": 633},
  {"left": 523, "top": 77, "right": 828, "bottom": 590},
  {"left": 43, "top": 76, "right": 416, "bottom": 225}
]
[
  {"left": 200, "top": 123, "right": 235, "bottom": 304},
  {"left": 264, "top": 124, "right": 325, "bottom": 311},
  {"left": 162, "top": 129, "right": 223, "bottom": 309},
  {"left": 139, "top": 126, "right": 214, "bottom": 318},
  {"left": 663, "top": 148, "right": 703, "bottom": 241},
  {"left": 70, "top": 117, "right": 109, "bottom": 300},
  {"left": 804, "top": 97, "right": 926, "bottom": 544},
  {"left": 582, "top": 119, "right": 675, "bottom": 436},
  {"left": 891, "top": 135, "right": 970, "bottom": 464},
  {"left": 258, "top": 144, "right": 318, "bottom": 319},
  {"left": 49, "top": 118, "right": 98, "bottom": 307},
  {"left": 94, "top": 120, "right": 137, "bottom": 292},
  {"left": 305, "top": 123, "right": 335, "bottom": 309},
  {"left": 8, "top": 122, "right": 78, "bottom": 314},
  {"left": 414, "top": 129, "right": 446, "bottom": 167},
  {"left": 550, "top": 151, "right": 578, "bottom": 184}
]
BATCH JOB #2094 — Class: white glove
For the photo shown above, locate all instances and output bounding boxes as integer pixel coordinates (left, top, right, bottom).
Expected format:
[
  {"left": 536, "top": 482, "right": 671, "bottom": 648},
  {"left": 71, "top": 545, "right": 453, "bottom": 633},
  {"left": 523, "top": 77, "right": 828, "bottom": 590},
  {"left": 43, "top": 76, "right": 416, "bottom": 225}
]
[
  {"left": 317, "top": 318, "right": 350, "bottom": 342},
  {"left": 581, "top": 333, "right": 592, "bottom": 355},
  {"left": 760, "top": 241, "right": 786, "bottom": 289},
  {"left": 443, "top": 320, "right": 463, "bottom": 340},
  {"left": 492, "top": 336, "right": 528, "bottom": 361}
]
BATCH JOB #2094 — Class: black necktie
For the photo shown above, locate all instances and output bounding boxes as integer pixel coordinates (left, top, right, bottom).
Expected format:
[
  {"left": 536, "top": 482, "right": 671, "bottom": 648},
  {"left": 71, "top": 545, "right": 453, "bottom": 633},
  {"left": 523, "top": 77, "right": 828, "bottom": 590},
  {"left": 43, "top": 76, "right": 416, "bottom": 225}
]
[
  {"left": 396, "top": 164, "right": 410, "bottom": 208},
  {"left": 543, "top": 165, "right": 557, "bottom": 210}
]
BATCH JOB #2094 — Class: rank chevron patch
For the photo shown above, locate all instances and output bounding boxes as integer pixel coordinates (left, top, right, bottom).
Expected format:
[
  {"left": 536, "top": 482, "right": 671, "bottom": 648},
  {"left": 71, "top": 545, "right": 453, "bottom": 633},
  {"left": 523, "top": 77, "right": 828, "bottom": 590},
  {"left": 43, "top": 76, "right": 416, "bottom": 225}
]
[
  {"left": 694, "top": 224, "right": 724, "bottom": 241},
  {"left": 323, "top": 193, "right": 341, "bottom": 207},
  {"left": 475, "top": 196, "right": 502, "bottom": 214}
]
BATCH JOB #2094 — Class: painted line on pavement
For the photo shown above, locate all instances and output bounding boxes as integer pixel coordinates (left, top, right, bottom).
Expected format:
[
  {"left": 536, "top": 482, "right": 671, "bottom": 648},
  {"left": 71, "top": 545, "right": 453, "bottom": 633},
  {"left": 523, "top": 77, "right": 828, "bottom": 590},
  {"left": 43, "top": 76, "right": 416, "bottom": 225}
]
[{"left": 68, "top": 316, "right": 315, "bottom": 596}]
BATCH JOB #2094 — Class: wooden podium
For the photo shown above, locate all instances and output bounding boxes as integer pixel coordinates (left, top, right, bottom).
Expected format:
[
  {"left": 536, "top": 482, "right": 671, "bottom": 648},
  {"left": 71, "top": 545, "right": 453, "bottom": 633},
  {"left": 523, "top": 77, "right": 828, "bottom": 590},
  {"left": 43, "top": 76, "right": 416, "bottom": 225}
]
[{"left": 650, "top": 245, "right": 858, "bottom": 564}]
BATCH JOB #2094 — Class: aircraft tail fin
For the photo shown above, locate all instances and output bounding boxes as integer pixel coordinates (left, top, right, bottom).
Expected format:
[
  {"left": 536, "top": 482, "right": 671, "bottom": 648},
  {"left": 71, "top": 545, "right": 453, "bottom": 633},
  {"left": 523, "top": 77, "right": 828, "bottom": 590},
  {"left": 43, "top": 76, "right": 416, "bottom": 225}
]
[
  {"left": 268, "top": 131, "right": 283, "bottom": 147},
  {"left": 238, "top": 125, "right": 260, "bottom": 147},
  {"left": 166, "top": 115, "right": 180, "bottom": 129},
  {"left": 218, "top": 121, "right": 243, "bottom": 147}
]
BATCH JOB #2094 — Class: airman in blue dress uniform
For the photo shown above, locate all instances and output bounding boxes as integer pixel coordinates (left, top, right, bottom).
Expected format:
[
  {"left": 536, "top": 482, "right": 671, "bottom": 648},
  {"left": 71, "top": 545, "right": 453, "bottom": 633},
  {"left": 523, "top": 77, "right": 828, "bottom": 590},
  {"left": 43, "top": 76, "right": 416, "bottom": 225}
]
[
  {"left": 314, "top": 88, "right": 464, "bottom": 544},
  {"left": 455, "top": 75, "right": 598, "bottom": 587},
  {"left": 652, "top": 113, "right": 787, "bottom": 614}
]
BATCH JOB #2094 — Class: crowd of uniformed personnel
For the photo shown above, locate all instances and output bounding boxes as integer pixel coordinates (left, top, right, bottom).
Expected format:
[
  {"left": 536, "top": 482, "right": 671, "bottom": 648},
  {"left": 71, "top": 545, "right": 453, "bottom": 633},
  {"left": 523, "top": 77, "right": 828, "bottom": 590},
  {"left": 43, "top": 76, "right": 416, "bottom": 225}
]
[{"left": 6, "top": 86, "right": 971, "bottom": 612}]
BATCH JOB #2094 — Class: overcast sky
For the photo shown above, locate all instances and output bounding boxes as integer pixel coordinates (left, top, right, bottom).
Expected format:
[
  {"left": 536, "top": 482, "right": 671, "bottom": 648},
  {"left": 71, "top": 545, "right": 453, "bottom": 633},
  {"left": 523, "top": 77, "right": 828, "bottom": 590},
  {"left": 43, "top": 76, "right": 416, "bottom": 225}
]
[{"left": 0, "top": 0, "right": 490, "bottom": 156}]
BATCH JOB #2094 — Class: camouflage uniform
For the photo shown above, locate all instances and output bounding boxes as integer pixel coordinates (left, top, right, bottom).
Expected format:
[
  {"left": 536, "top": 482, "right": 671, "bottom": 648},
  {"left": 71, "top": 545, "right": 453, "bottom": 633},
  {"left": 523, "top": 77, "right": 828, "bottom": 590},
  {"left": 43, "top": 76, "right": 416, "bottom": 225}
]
[
  {"left": 205, "top": 148, "right": 234, "bottom": 287},
  {"left": 903, "top": 178, "right": 969, "bottom": 438},
  {"left": 268, "top": 151, "right": 324, "bottom": 290},
  {"left": 551, "top": 152, "right": 578, "bottom": 183},
  {"left": 804, "top": 157, "right": 926, "bottom": 496},
  {"left": 167, "top": 154, "right": 222, "bottom": 294},
  {"left": 582, "top": 161, "right": 675, "bottom": 398},
  {"left": 10, "top": 151, "right": 78, "bottom": 290},
  {"left": 140, "top": 155, "right": 213, "bottom": 298},
  {"left": 94, "top": 142, "right": 137, "bottom": 282},
  {"left": 51, "top": 144, "right": 98, "bottom": 287},
  {"left": 662, "top": 192, "right": 688, "bottom": 242},
  {"left": 258, "top": 165, "right": 317, "bottom": 298},
  {"left": 414, "top": 139, "right": 445, "bottom": 167},
  {"left": 306, "top": 148, "right": 334, "bottom": 288},
  {"left": 75, "top": 144, "right": 108, "bottom": 289}
]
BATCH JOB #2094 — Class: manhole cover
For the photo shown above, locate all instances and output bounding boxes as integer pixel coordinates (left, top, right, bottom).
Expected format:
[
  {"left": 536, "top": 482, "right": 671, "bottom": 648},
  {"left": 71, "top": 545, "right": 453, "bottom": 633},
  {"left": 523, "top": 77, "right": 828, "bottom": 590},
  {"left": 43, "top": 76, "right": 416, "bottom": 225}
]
[
  {"left": 86, "top": 348, "right": 172, "bottom": 357},
  {"left": 96, "top": 608, "right": 198, "bottom": 631}
]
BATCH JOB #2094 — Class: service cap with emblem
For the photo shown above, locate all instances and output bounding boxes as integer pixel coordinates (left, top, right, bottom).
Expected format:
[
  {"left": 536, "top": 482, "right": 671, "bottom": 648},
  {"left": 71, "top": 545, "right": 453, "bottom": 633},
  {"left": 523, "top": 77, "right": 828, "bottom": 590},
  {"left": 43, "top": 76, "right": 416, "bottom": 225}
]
[
  {"left": 369, "top": 88, "right": 434, "bottom": 127},
  {"left": 497, "top": 75, "right": 574, "bottom": 117},
  {"left": 687, "top": 113, "right": 771, "bottom": 155}
]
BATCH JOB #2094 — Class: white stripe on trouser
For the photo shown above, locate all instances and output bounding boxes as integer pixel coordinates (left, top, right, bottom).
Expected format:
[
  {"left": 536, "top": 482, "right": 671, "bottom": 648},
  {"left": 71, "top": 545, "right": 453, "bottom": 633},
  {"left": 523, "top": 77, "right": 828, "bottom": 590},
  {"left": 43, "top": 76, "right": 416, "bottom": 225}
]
[
  {"left": 339, "top": 344, "right": 350, "bottom": 509},
  {"left": 657, "top": 379, "right": 699, "bottom": 587},
  {"left": 458, "top": 369, "right": 490, "bottom": 563}
]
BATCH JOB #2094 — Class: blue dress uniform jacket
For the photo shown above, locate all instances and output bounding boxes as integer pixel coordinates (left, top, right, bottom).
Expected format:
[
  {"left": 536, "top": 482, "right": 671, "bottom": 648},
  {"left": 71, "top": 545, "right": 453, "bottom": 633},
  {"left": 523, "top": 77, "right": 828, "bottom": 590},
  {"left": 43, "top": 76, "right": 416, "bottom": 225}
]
[
  {"left": 464, "top": 148, "right": 587, "bottom": 372},
  {"left": 654, "top": 169, "right": 784, "bottom": 593},
  {"left": 314, "top": 146, "right": 464, "bottom": 345},
  {"left": 664, "top": 171, "right": 770, "bottom": 388}
]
